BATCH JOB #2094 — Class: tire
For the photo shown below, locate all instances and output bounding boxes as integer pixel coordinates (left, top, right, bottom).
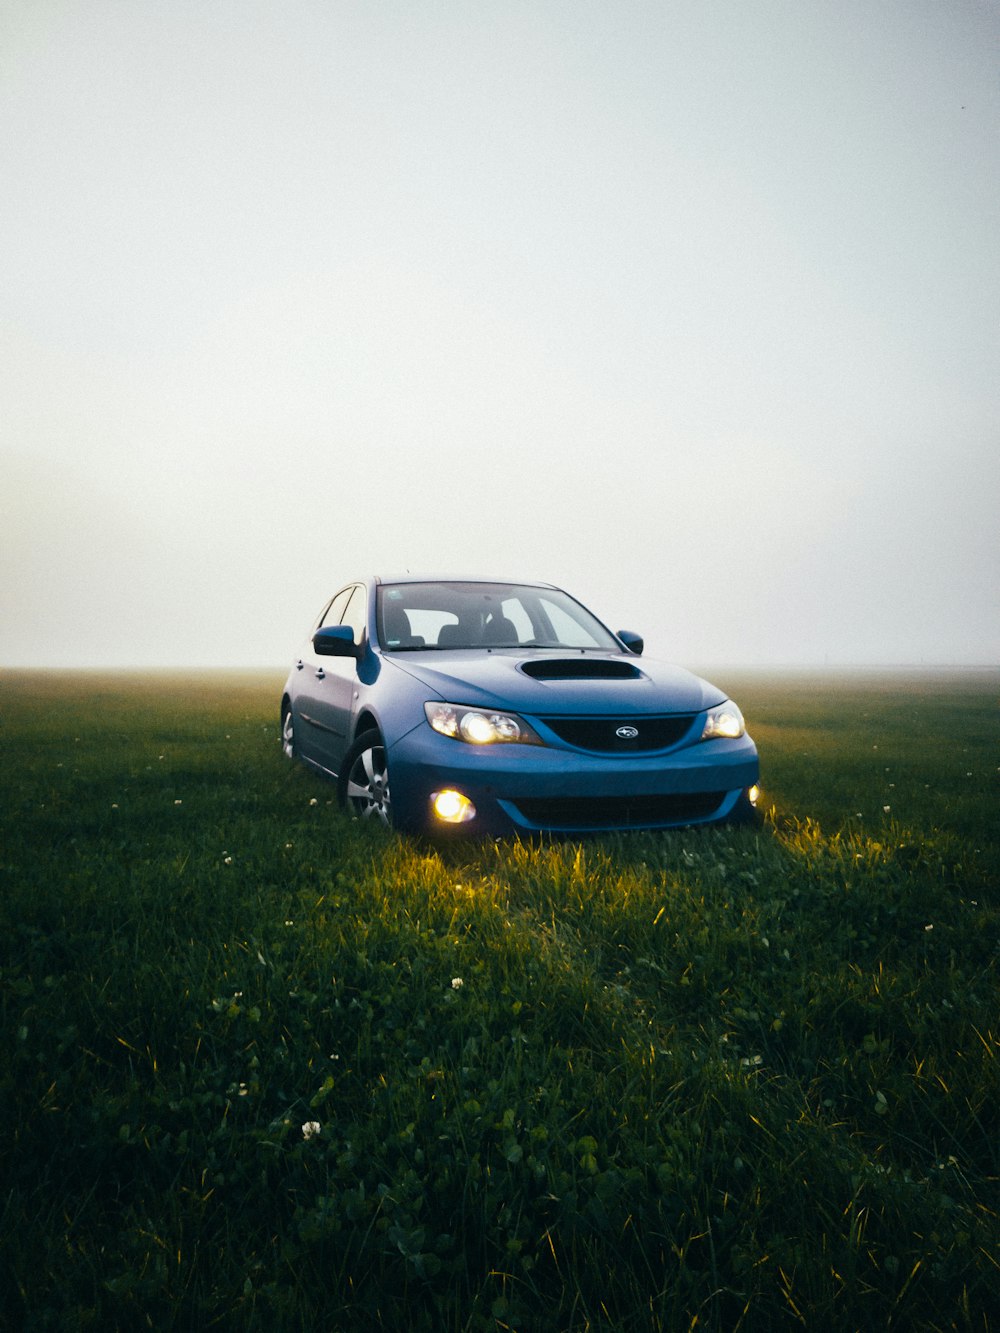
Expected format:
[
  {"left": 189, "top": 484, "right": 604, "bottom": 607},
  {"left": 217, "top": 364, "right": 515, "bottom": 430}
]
[
  {"left": 337, "top": 731, "right": 391, "bottom": 827},
  {"left": 281, "top": 705, "right": 296, "bottom": 759}
]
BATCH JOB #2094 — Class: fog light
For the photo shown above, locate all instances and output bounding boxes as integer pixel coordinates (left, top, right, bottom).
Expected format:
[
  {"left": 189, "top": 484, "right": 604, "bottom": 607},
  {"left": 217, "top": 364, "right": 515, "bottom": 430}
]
[
  {"left": 431, "top": 789, "right": 476, "bottom": 823},
  {"left": 748, "top": 784, "right": 761, "bottom": 806}
]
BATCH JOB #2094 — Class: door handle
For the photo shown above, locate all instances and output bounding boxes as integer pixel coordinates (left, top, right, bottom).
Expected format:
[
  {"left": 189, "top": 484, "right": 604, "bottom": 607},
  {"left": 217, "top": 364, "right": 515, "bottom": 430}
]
[
  {"left": 315, "top": 668, "right": 326, "bottom": 680},
  {"left": 296, "top": 660, "right": 305, "bottom": 670}
]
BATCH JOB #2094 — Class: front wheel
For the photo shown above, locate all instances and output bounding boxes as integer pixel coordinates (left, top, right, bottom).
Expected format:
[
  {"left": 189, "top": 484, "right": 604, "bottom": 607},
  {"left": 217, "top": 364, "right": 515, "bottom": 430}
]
[{"left": 338, "top": 732, "right": 392, "bottom": 827}]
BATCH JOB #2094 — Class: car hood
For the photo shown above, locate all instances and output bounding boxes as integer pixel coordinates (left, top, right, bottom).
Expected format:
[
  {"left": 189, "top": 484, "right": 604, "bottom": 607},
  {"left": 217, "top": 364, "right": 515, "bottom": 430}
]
[{"left": 384, "top": 650, "right": 726, "bottom": 716}]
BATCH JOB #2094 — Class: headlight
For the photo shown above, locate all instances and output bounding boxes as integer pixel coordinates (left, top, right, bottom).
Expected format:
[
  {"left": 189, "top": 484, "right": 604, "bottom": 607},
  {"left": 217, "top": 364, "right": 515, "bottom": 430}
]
[
  {"left": 424, "top": 702, "right": 542, "bottom": 745},
  {"left": 701, "top": 700, "right": 746, "bottom": 740}
]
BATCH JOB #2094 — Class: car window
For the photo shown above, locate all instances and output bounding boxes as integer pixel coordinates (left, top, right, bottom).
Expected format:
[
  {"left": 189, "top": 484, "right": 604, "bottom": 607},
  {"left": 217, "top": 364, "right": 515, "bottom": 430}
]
[
  {"left": 500, "top": 597, "right": 534, "bottom": 642},
  {"left": 341, "top": 584, "right": 368, "bottom": 646},
  {"left": 535, "top": 595, "right": 608, "bottom": 648},
  {"left": 319, "top": 587, "right": 352, "bottom": 630},
  {"left": 377, "top": 582, "right": 620, "bottom": 651},
  {"left": 405, "top": 609, "right": 458, "bottom": 643}
]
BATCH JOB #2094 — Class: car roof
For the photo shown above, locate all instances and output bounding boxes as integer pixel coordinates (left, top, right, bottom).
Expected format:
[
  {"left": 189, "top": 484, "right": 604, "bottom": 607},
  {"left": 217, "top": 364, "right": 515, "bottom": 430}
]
[{"left": 374, "top": 573, "right": 558, "bottom": 589}]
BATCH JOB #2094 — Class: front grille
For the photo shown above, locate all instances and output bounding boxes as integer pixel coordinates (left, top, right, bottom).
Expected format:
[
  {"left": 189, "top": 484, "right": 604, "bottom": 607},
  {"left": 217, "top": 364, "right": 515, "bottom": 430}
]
[
  {"left": 538, "top": 714, "right": 697, "bottom": 752},
  {"left": 511, "top": 792, "right": 725, "bottom": 830}
]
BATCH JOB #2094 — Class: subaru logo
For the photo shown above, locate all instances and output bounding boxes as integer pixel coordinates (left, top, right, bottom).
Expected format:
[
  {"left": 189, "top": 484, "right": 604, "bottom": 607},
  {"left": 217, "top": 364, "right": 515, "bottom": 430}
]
[{"left": 616, "top": 725, "right": 639, "bottom": 739}]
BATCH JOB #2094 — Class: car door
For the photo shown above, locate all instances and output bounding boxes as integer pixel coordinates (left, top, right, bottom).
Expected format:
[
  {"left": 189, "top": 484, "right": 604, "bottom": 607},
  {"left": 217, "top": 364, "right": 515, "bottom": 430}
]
[
  {"left": 298, "top": 583, "right": 368, "bottom": 773},
  {"left": 295, "top": 586, "right": 353, "bottom": 769}
]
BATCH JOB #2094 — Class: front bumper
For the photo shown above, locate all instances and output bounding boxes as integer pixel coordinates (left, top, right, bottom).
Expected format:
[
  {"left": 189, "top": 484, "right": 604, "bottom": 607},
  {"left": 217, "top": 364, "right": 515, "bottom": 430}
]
[{"left": 387, "top": 724, "right": 760, "bottom": 836}]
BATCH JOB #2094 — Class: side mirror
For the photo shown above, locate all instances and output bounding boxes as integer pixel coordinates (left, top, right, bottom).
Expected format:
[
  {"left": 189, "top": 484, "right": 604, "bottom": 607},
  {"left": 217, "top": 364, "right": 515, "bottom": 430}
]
[
  {"left": 618, "top": 630, "right": 644, "bottom": 655},
  {"left": 313, "top": 625, "right": 359, "bottom": 658}
]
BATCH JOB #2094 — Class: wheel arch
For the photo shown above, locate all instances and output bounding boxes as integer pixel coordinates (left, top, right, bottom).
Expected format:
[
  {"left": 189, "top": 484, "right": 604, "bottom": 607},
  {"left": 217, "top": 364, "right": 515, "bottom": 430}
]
[{"left": 353, "top": 708, "right": 382, "bottom": 743}]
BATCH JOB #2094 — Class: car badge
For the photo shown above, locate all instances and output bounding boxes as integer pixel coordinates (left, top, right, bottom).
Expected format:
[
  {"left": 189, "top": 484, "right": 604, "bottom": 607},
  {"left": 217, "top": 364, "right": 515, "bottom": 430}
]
[{"left": 616, "top": 725, "right": 639, "bottom": 739}]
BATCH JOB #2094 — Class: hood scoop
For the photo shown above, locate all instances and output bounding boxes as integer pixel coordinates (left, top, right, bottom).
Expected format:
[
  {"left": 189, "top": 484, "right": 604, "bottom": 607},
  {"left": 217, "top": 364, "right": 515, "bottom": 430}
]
[{"left": 520, "top": 658, "right": 644, "bottom": 681}]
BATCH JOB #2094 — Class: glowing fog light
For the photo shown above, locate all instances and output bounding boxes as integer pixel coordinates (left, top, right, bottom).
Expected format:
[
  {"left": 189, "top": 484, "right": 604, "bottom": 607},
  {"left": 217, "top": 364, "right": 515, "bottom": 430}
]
[
  {"left": 431, "top": 789, "right": 477, "bottom": 823},
  {"left": 748, "top": 784, "right": 761, "bottom": 806}
]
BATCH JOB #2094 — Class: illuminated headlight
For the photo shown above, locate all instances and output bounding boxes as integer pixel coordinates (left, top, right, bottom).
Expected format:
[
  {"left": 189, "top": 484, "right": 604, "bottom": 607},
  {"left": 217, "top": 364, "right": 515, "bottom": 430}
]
[
  {"left": 431, "top": 790, "right": 477, "bottom": 823},
  {"left": 701, "top": 701, "right": 746, "bottom": 741},
  {"left": 424, "top": 702, "right": 541, "bottom": 746}
]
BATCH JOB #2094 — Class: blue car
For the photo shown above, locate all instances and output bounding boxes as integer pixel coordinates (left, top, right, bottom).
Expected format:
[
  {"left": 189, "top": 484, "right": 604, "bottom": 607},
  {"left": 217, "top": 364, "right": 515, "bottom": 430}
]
[{"left": 281, "top": 576, "right": 760, "bottom": 837}]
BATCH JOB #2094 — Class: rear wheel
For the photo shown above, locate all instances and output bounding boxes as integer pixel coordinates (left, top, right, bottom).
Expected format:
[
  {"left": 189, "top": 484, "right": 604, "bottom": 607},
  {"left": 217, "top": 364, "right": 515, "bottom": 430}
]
[
  {"left": 281, "top": 706, "right": 296, "bottom": 759},
  {"left": 338, "top": 732, "right": 391, "bottom": 827}
]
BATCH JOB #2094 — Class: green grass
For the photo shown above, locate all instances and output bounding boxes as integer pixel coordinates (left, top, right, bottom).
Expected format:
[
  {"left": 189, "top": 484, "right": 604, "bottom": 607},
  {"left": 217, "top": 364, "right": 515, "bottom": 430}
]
[{"left": 1, "top": 667, "right": 997, "bottom": 1331}]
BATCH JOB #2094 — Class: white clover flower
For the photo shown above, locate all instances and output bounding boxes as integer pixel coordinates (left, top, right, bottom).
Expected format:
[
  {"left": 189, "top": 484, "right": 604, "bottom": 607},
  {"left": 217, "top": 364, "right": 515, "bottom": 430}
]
[
  {"left": 451, "top": 977, "right": 464, "bottom": 990},
  {"left": 302, "top": 1120, "right": 321, "bottom": 1141},
  {"left": 309, "top": 797, "right": 318, "bottom": 806},
  {"left": 174, "top": 799, "right": 182, "bottom": 806},
  {"left": 224, "top": 855, "right": 233, "bottom": 865}
]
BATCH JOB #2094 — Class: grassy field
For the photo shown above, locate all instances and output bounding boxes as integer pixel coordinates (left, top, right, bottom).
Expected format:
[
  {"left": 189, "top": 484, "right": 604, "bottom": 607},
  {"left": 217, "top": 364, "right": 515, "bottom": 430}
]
[{"left": 1, "top": 667, "right": 997, "bottom": 1331}]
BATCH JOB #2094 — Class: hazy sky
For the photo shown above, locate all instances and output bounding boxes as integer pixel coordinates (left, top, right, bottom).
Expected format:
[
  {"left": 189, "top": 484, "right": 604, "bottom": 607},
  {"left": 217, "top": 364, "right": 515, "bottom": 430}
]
[{"left": 2, "top": 0, "right": 998, "bottom": 669}]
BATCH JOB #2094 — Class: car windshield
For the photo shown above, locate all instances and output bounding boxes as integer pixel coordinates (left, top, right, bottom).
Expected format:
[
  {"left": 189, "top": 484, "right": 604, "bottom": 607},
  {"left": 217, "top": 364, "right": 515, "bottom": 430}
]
[{"left": 377, "top": 582, "right": 622, "bottom": 652}]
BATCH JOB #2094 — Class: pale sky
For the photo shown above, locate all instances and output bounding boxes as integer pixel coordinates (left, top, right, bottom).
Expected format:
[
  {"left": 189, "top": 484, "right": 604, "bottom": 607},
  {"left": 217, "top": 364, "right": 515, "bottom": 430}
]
[{"left": 2, "top": 0, "right": 998, "bottom": 668}]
